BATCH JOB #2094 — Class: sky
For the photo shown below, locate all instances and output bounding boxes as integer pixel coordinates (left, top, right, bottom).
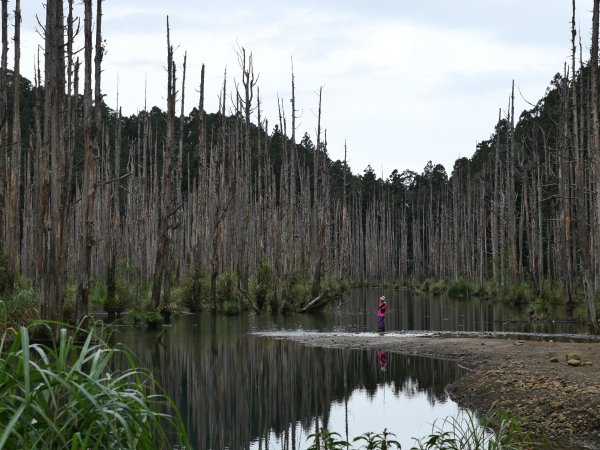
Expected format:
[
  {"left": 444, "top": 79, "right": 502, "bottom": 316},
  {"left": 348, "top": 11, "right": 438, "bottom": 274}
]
[{"left": 20, "top": 0, "right": 596, "bottom": 177}]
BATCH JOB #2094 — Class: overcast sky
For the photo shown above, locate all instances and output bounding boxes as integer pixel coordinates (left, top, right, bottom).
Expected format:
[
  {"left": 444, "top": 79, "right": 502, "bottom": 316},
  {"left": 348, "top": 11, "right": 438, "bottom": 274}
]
[{"left": 20, "top": 1, "right": 596, "bottom": 177}]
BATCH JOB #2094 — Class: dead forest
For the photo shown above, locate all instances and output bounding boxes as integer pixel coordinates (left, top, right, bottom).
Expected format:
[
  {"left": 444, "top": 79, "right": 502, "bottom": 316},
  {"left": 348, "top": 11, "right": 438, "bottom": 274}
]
[{"left": 0, "top": 0, "right": 600, "bottom": 333}]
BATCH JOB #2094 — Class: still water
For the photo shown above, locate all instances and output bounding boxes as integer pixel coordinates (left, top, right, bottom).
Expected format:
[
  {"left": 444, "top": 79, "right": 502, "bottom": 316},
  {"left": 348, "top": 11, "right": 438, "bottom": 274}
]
[{"left": 117, "top": 288, "right": 587, "bottom": 449}]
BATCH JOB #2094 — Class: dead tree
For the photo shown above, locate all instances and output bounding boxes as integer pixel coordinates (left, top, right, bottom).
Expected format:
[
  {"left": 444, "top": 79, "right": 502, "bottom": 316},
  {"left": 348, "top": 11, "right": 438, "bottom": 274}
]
[
  {"left": 6, "top": 0, "right": 21, "bottom": 292},
  {"left": 76, "top": 0, "right": 102, "bottom": 321},
  {"left": 150, "top": 17, "right": 176, "bottom": 310},
  {"left": 586, "top": 0, "right": 600, "bottom": 333}
]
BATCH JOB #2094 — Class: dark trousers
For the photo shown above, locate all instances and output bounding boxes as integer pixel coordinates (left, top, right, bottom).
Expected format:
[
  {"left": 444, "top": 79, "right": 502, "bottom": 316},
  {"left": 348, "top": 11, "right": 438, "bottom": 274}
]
[{"left": 377, "top": 316, "right": 385, "bottom": 332}]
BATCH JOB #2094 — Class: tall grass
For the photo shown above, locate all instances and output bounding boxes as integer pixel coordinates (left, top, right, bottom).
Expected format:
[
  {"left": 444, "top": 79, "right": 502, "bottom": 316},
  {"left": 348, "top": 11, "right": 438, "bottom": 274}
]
[
  {"left": 411, "top": 410, "right": 527, "bottom": 450},
  {"left": 0, "top": 287, "right": 38, "bottom": 334},
  {"left": 0, "top": 320, "right": 189, "bottom": 449}
]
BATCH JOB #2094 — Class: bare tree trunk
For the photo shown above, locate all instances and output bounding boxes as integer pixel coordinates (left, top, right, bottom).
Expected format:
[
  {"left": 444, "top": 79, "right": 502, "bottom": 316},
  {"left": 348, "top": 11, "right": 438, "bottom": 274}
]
[
  {"left": 0, "top": 0, "right": 7, "bottom": 270},
  {"left": 311, "top": 87, "right": 324, "bottom": 298},
  {"left": 587, "top": 0, "right": 600, "bottom": 333},
  {"left": 151, "top": 17, "right": 176, "bottom": 310},
  {"left": 41, "top": 0, "right": 68, "bottom": 322},
  {"left": 76, "top": 0, "right": 102, "bottom": 321},
  {"left": 6, "top": 0, "right": 21, "bottom": 292}
]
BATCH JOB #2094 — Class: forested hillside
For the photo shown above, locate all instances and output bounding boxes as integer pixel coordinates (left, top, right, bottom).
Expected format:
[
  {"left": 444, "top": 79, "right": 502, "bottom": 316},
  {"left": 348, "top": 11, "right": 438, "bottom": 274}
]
[{"left": 1, "top": 0, "right": 599, "bottom": 332}]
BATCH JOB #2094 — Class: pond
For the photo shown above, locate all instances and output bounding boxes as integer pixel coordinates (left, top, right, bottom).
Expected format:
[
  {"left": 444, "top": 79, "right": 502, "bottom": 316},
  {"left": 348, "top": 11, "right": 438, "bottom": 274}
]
[{"left": 116, "top": 288, "right": 589, "bottom": 449}]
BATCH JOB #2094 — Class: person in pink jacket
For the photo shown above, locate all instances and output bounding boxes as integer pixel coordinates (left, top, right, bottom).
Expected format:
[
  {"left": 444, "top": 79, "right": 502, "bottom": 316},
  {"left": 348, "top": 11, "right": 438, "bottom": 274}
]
[{"left": 377, "top": 296, "right": 387, "bottom": 333}]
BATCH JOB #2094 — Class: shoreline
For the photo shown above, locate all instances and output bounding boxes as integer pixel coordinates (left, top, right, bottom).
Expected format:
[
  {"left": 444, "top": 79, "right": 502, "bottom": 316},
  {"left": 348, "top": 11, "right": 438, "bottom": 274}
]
[{"left": 263, "top": 331, "right": 600, "bottom": 449}]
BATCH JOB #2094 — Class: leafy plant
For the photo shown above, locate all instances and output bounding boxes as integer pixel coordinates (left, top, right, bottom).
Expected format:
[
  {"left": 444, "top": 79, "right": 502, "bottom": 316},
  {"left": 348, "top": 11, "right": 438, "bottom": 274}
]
[
  {"left": 307, "top": 428, "right": 350, "bottom": 450},
  {"left": 0, "top": 321, "right": 189, "bottom": 449},
  {"left": 248, "top": 259, "right": 274, "bottom": 311},
  {"left": 171, "top": 269, "right": 209, "bottom": 312},
  {"left": 0, "top": 287, "right": 38, "bottom": 334},
  {"left": 217, "top": 271, "right": 239, "bottom": 306},
  {"left": 220, "top": 300, "right": 240, "bottom": 315},
  {"left": 447, "top": 279, "right": 471, "bottom": 299},
  {"left": 354, "top": 429, "right": 401, "bottom": 449}
]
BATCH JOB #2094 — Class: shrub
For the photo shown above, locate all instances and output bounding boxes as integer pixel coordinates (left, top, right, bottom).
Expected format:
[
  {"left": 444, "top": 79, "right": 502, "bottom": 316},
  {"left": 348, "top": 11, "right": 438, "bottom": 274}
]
[
  {"left": 540, "top": 280, "right": 564, "bottom": 303},
  {"left": 216, "top": 271, "right": 238, "bottom": 306},
  {"left": 145, "top": 311, "right": 163, "bottom": 330},
  {"left": 171, "top": 269, "right": 209, "bottom": 312},
  {"left": 104, "top": 262, "right": 139, "bottom": 315},
  {"left": 412, "top": 410, "right": 527, "bottom": 450},
  {"left": 89, "top": 280, "right": 107, "bottom": 308},
  {"left": 447, "top": 279, "right": 471, "bottom": 299},
  {"left": 0, "top": 287, "right": 38, "bottom": 333},
  {"left": 220, "top": 300, "right": 240, "bottom": 315},
  {"left": 248, "top": 260, "right": 275, "bottom": 311},
  {"left": 283, "top": 279, "right": 312, "bottom": 309},
  {"left": 0, "top": 322, "right": 189, "bottom": 449},
  {"left": 430, "top": 280, "right": 447, "bottom": 296}
]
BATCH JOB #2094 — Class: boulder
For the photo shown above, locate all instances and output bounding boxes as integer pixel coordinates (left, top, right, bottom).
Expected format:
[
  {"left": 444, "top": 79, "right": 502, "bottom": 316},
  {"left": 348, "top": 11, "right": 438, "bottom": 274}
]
[{"left": 566, "top": 359, "right": 582, "bottom": 366}]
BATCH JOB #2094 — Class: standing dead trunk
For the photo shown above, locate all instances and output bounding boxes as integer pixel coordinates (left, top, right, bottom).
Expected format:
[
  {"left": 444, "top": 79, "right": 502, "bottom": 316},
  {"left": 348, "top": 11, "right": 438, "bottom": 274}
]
[
  {"left": 151, "top": 17, "right": 177, "bottom": 310},
  {"left": 6, "top": 0, "right": 21, "bottom": 293},
  {"left": 76, "top": 0, "right": 101, "bottom": 322},
  {"left": 0, "top": 0, "right": 7, "bottom": 274},
  {"left": 41, "top": 0, "right": 68, "bottom": 322},
  {"left": 586, "top": 0, "right": 600, "bottom": 333}
]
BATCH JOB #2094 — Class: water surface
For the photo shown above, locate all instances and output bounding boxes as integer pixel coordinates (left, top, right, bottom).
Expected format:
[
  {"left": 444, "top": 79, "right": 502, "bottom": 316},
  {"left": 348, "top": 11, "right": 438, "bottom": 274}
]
[{"left": 117, "top": 288, "right": 588, "bottom": 449}]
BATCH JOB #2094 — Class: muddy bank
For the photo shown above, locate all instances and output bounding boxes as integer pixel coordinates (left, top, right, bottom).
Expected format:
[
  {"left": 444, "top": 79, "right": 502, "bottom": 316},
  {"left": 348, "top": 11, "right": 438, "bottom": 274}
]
[{"left": 261, "top": 331, "right": 600, "bottom": 449}]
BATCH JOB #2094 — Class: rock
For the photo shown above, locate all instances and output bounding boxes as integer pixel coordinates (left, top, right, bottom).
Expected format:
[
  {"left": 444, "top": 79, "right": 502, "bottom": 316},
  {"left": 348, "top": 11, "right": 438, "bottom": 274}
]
[
  {"left": 550, "top": 357, "right": 559, "bottom": 363},
  {"left": 565, "top": 353, "right": 581, "bottom": 361},
  {"left": 566, "top": 359, "right": 582, "bottom": 366}
]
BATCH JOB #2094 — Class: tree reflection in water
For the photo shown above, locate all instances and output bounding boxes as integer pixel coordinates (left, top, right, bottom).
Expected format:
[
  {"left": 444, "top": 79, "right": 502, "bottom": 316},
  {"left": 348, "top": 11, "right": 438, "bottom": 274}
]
[{"left": 117, "top": 314, "right": 465, "bottom": 449}]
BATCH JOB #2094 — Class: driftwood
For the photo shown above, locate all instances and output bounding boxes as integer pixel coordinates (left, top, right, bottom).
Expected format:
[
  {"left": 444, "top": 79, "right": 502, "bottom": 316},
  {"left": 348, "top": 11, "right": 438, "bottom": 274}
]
[{"left": 300, "top": 293, "right": 343, "bottom": 313}]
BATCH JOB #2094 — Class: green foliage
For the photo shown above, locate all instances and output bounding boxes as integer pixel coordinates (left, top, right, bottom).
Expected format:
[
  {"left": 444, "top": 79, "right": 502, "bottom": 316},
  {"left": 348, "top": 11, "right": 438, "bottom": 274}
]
[
  {"left": 89, "top": 281, "right": 107, "bottom": 307},
  {"left": 0, "top": 288, "right": 38, "bottom": 334},
  {"left": 125, "top": 310, "right": 146, "bottom": 327},
  {"left": 430, "top": 280, "right": 446, "bottom": 296},
  {"left": 306, "top": 412, "right": 528, "bottom": 449},
  {"left": 307, "top": 429, "right": 350, "bottom": 450},
  {"left": 104, "top": 260, "right": 140, "bottom": 315},
  {"left": 220, "top": 300, "right": 240, "bottom": 315},
  {"left": 216, "top": 271, "right": 239, "bottom": 306},
  {"left": 62, "top": 282, "right": 77, "bottom": 323},
  {"left": 498, "top": 282, "right": 534, "bottom": 305},
  {"left": 170, "top": 269, "right": 208, "bottom": 312},
  {"left": 283, "top": 279, "right": 312, "bottom": 310},
  {"left": 144, "top": 311, "right": 164, "bottom": 330},
  {"left": 539, "top": 280, "right": 564, "bottom": 303},
  {"left": 353, "top": 429, "right": 401, "bottom": 449},
  {"left": 0, "top": 321, "right": 189, "bottom": 449},
  {"left": 248, "top": 260, "right": 274, "bottom": 311},
  {"left": 409, "top": 278, "right": 424, "bottom": 293},
  {"left": 447, "top": 279, "right": 471, "bottom": 299},
  {"left": 478, "top": 281, "right": 499, "bottom": 299},
  {"left": 411, "top": 410, "right": 527, "bottom": 450}
]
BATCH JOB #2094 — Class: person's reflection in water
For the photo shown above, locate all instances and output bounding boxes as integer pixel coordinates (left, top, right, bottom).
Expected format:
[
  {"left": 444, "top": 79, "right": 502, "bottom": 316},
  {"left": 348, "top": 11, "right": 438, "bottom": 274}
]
[{"left": 378, "top": 349, "right": 388, "bottom": 372}]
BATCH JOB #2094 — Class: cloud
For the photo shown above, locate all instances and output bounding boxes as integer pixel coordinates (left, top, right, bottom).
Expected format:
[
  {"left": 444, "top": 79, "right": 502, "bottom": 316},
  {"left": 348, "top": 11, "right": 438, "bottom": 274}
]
[{"left": 18, "top": 0, "right": 596, "bottom": 176}]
